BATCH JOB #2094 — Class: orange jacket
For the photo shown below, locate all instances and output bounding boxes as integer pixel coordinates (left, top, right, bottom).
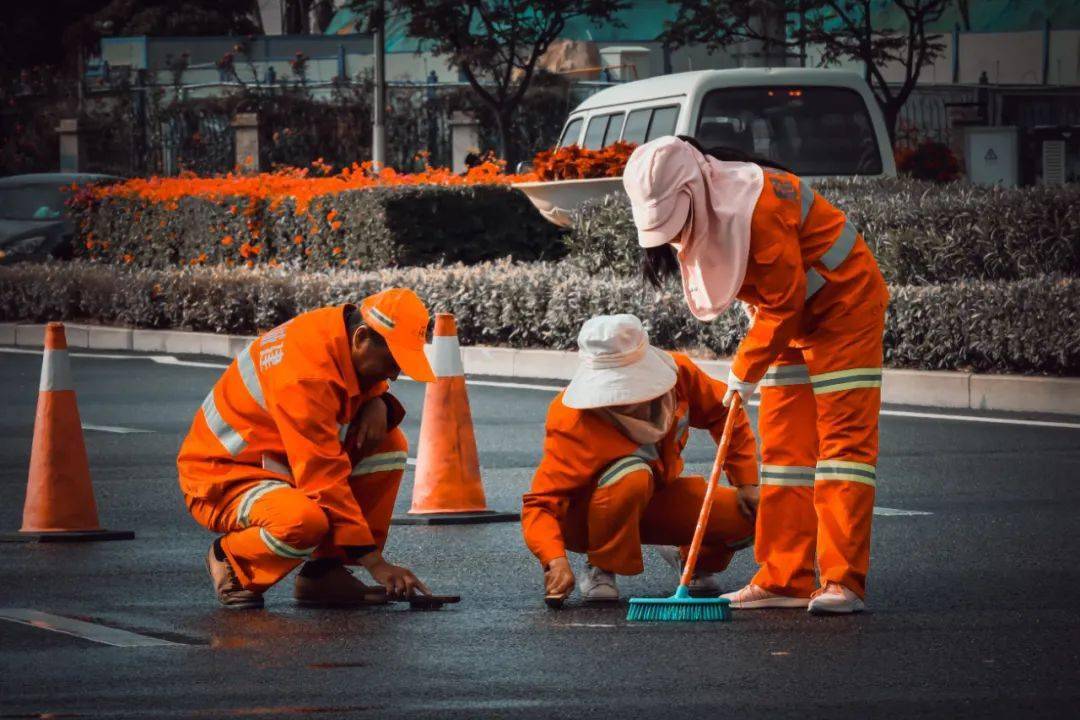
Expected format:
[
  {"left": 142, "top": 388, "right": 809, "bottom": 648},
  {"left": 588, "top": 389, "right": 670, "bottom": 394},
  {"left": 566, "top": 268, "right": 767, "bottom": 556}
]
[
  {"left": 732, "top": 169, "right": 890, "bottom": 385},
  {"left": 177, "top": 305, "right": 404, "bottom": 548},
  {"left": 521, "top": 352, "right": 758, "bottom": 566}
]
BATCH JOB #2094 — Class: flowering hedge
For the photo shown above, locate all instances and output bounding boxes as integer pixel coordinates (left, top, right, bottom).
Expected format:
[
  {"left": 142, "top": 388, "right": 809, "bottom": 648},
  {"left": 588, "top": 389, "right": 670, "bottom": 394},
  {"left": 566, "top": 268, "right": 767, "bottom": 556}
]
[
  {"left": 567, "top": 178, "right": 1080, "bottom": 284},
  {"left": 70, "top": 163, "right": 563, "bottom": 270},
  {"left": 531, "top": 143, "right": 637, "bottom": 180},
  {"left": 2, "top": 262, "right": 1077, "bottom": 375}
]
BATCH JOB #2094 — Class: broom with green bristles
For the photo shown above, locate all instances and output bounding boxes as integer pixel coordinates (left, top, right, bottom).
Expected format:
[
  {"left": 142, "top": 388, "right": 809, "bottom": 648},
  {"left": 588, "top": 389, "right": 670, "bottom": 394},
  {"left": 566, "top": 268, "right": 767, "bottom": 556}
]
[{"left": 627, "top": 393, "right": 744, "bottom": 622}]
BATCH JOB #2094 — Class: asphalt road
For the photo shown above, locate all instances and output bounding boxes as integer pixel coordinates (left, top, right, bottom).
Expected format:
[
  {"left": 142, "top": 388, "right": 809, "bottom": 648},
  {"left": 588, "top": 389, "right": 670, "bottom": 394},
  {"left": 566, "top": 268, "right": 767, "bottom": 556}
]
[{"left": 1, "top": 348, "right": 1078, "bottom": 719}]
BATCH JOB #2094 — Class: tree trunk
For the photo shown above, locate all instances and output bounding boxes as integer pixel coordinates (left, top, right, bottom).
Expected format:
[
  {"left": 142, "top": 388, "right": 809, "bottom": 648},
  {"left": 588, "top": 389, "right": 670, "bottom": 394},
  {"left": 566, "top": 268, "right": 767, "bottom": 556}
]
[
  {"left": 882, "top": 101, "right": 901, "bottom": 146},
  {"left": 495, "top": 110, "right": 516, "bottom": 168}
]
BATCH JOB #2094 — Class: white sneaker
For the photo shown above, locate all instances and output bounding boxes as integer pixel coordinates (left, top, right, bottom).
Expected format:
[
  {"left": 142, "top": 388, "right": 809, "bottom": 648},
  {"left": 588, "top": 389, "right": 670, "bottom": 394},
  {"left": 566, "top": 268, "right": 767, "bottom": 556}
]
[
  {"left": 656, "top": 546, "right": 721, "bottom": 596},
  {"left": 807, "top": 582, "right": 866, "bottom": 615},
  {"left": 720, "top": 583, "right": 809, "bottom": 609},
  {"left": 579, "top": 564, "right": 619, "bottom": 602}
]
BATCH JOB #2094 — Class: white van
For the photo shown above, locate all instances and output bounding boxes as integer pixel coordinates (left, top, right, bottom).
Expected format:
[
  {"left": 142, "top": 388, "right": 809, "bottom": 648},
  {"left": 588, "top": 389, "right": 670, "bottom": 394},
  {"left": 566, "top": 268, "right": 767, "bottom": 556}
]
[{"left": 516, "top": 68, "right": 896, "bottom": 226}]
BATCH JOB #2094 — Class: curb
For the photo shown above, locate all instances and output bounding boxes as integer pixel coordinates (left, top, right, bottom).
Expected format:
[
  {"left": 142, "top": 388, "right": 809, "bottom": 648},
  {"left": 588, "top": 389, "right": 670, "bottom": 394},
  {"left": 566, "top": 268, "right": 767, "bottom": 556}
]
[{"left": 2, "top": 322, "right": 1079, "bottom": 417}]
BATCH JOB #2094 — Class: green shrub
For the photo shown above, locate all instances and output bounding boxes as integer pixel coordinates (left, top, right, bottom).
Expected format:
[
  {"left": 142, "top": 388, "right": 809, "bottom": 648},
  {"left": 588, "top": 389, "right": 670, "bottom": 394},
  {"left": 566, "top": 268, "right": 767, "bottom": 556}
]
[
  {"left": 72, "top": 184, "right": 564, "bottom": 270},
  {"left": 565, "top": 178, "right": 1080, "bottom": 283},
  {"left": 2, "top": 262, "right": 1077, "bottom": 375}
]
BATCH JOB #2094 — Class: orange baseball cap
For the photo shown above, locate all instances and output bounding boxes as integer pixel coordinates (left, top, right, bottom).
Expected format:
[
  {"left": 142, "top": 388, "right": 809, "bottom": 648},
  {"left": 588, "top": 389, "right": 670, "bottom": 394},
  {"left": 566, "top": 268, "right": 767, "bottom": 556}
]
[{"left": 359, "top": 288, "right": 436, "bottom": 382}]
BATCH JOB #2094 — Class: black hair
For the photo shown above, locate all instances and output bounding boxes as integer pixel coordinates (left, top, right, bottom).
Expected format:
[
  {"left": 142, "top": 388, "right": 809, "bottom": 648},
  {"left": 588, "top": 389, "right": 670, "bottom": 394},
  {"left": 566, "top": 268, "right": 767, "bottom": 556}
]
[{"left": 640, "top": 136, "right": 794, "bottom": 289}]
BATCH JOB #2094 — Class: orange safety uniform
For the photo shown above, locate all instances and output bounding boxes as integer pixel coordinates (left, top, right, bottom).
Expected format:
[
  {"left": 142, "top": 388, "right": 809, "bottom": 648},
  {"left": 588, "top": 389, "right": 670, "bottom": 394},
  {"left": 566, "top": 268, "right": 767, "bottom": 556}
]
[
  {"left": 177, "top": 305, "right": 410, "bottom": 592},
  {"left": 522, "top": 353, "right": 758, "bottom": 575},
  {"left": 731, "top": 168, "right": 890, "bottom": 599}
]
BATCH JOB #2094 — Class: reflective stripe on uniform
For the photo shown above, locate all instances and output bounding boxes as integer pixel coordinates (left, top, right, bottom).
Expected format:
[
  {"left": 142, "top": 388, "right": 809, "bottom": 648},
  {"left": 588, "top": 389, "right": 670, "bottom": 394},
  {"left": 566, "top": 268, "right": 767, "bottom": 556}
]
[
  {"left": 810, "top": 367, "right": 882, "bottom": 394},
  {"left": 258, "top": 527, "right": 317, "bottom": 559},
  {"left": 799, "top": 179, "right": 815, "bottom": 226},
  {"left": 760, "top": 464, "right": 816, "bottom": 487},
  {"left": 675, "top": 413, "right": 690, "bottom": 441},
  {"left": 598, "top": 457, "right": 650, "bottom": 488},
  {"left": 201, "top": 390, "right": 247, "bottom": 456},
  {"left": 805, "top": 269, "right": 826, "bottom": 299},
  {"left": 338, "top": 423, "right": 350, "bottom": 443},
  {"left": 261, "top": 454, "right": 291, "bottom": 478},
  {"left": 815, "top": 460, "right": 876, "bottom": 486},
  {"left": 236, "top": 343, "right": 266, "bottom": 410},
  {"left": 352, "top": 450, "right": 407, "bottom": 476},
  {"left": 820, "top": 221, "right": 857, "bottom": 270},
  {"left": 760, "top": 364, "right": 811, "bottom": 387},
  {"left": 236, "top": 480, "right": 291, "bottom": 527}
]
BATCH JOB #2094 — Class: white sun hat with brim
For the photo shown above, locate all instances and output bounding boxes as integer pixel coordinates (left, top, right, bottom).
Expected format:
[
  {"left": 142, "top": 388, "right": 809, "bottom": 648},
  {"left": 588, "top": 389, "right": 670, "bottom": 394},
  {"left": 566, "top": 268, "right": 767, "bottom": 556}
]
[{"left": 562, "top": 314, "right": 678, "bottom": 410}]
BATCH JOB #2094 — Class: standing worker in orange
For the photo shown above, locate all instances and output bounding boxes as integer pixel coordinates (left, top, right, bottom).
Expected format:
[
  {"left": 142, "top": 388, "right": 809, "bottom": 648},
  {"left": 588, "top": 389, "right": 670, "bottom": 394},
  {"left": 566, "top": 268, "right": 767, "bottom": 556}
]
[
  {"left": 178, "top": 289, "right": 436, "bottom": 610},
  {"left": 522, "top": 315, "right": 759, "bottom": 604},
  {"left": 623, "top": 136, "right": 890, "bottom": 614}
]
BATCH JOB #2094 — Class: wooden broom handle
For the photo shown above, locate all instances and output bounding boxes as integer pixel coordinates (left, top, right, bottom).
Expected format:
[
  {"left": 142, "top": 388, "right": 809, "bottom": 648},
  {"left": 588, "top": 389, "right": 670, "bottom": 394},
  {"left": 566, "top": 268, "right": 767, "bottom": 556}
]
[{"left": 680, "top": 392, "right": 743, "bottom": 588}]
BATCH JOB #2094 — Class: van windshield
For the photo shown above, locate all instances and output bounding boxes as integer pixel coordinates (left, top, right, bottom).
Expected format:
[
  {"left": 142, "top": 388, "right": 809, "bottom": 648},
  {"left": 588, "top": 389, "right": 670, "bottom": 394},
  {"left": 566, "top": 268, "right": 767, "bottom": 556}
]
[{"left": 695, "top": 87, "right": 883, "bottom": 176}]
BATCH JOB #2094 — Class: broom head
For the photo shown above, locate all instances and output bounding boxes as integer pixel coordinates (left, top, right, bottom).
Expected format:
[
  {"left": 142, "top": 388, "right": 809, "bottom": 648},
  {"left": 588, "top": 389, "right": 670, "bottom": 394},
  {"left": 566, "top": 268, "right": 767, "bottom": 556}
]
[{"left": 626, "top": 585, "right": 732, "bottom": 622}]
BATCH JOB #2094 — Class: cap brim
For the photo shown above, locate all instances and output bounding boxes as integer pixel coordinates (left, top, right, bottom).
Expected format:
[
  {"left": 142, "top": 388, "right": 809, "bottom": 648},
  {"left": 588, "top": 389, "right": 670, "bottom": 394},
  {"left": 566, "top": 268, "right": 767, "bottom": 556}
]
[
  {"left": 637, "top": 192, "right": 690, "bottom": 248},
  {"left": 562, "top": 347, "right": 678, "bottom": 410},
  {"left": 390, "top": 343, "right": 436, "bottom": 383}
]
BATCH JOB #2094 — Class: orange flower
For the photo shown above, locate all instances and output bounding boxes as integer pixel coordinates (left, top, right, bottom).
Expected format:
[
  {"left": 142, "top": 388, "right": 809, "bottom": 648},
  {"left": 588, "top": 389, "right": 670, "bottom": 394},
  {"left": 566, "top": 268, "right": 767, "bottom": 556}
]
[
  {"left": 326, "top": 209, "right": 338, "bottom": 221},
  {"left": 330, "top": 220, "right": 342, "bottom": 231},
  {"left": 331, "top": 247, "right": 341, "bottom": 255},
  {"left": 293, "top": 235, "right": 304, "bottom": 245},
  {"left": 85, "top": 240, "right": 94, "bottom": 249},
  {"left": 123, "top": 254, "right": 134, "bottom": 264},
  {"left": 221, "top": 235, "right": 234, "bottom": 246}
]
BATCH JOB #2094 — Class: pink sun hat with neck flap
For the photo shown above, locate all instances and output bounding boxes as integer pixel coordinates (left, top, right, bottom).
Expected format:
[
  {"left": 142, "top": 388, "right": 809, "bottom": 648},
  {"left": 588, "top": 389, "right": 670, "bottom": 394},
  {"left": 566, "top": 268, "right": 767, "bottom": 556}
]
[{"left": 622, "top": 136, "right": 764, "bottom": 321}]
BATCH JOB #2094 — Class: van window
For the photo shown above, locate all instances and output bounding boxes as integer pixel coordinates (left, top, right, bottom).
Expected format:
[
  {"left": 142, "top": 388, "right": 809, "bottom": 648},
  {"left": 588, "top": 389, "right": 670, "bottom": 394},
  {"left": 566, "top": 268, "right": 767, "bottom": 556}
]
[
  {"left": 559, "top": 118, "right": 584, "bottom": 148},
  {"left": 695, "top": 87, "right": 882, "bottom": 175},
  {"left": 603, "top": 113, "right": 625, "bottom": 147},
  {"left": 621, "top": 105, "right": 680, "bottom": 145},
  {"left": 646, "top": 106, "right": 679, "bottom": 141},
  {"left": 583, "top": 115, "right": 610, "bottom": 149},
  {"left": 622, "top": 109, "right": 652, "bottom": 144}
]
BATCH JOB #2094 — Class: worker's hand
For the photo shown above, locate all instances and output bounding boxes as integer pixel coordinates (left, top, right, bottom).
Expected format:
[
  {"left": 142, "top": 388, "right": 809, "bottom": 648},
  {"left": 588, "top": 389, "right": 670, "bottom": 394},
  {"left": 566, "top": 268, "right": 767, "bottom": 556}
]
[
  {"left": 723, "top": 371, "right": 758, "bottom": 408},
  {"left": 364, "top": 555, "right": 431, "bottom": 599},
  {"left": 544, "top": 556, "right": 575, "bottom": 599},
  {"left": 736, "top": 484, "right": 760, "bottom": 519},
  {"left": 353, "top": 397, "right": 389, "bottom": 454}
]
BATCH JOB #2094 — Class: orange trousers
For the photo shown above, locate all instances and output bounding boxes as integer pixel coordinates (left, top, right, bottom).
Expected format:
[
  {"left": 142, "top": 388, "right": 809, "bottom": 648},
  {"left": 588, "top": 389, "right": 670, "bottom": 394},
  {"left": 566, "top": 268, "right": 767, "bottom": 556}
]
[
  {"left": 560, "top": 468, "right": 755, "bottom": 576},
  {"left": 752, "top": 309, "right": 884, "bottom": 599},
  {"left": 185, "top": 428, "right": 408, "bottom": 592}
]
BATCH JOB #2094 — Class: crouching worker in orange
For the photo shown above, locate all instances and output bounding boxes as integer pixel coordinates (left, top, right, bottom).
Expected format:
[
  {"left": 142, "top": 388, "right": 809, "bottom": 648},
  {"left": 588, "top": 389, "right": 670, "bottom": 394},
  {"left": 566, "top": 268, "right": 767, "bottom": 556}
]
[
  {"left": 522, "top": 314, "right": 759, "bottom": 604},
  {"left": 177, "top": 289, "right": 436, "bottom": 610}
]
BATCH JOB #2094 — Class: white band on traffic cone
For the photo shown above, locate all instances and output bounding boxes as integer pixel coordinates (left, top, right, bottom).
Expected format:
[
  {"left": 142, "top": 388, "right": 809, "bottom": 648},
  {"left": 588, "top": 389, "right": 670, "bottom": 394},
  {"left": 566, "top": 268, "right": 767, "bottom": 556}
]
[
  {"left": 425, "top": 335, "right": 464, "bottom": 378},
  {"left": 39, "top": 349, "right": 74, "bottom": 392}
]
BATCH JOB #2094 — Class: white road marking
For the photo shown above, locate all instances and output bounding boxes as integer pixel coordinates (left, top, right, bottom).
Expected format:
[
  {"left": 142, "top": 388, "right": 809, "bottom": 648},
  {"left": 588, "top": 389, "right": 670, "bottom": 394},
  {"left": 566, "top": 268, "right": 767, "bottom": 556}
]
[
  {"left": 565, "top": 623, "right": 617, "bottom": 628},
  {"left": 4, "top": 348, "right": 1078, "bottom": 430},
  {"left": 874, "top": 507, "right": 933, "bottom": 516},
  {"left": 0, "top": 608, "right": 182, "bottom": 647},
  {"left": 82, "top": 423, "right": 154, "bottom": 434}
]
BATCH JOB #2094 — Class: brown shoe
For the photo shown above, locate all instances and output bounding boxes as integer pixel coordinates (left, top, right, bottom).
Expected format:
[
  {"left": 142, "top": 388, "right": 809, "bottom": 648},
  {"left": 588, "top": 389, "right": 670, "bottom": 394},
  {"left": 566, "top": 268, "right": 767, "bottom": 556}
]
[
  {"left": 205, "top": 541, "right": 264, "bottom": 610},
  {"left": 294, "top": 562, "right": 389, "bottom": 607}
]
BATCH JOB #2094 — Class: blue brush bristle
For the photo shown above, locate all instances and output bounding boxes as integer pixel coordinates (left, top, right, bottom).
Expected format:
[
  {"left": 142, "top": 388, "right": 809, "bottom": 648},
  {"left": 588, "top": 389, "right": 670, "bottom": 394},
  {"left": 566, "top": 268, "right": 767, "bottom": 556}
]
[{"left": 626, "top": 586, "right": 732, "bottom": 622}]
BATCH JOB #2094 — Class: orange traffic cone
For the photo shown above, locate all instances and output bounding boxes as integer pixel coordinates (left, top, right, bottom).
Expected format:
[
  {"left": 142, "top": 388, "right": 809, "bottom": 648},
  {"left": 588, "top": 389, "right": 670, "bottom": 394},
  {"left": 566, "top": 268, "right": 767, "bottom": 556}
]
[
  {"left": 393, "top": 313, "right": 517, "bottom": 526},
  {"left": 0, "top": 323, "right": 133, "bottom": 543}
]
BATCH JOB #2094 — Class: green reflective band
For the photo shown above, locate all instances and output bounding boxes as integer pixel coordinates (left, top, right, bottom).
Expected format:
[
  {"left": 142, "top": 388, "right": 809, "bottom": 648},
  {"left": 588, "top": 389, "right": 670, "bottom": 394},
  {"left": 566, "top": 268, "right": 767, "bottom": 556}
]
[
  {"left": 237, "top": 480, "right": 290, "bottom": 527},
  {"left": 820, "top": 222, "right": 857, "bottom": 270},
  {"left": 598, "top": 457, "right": 650, "bottom": 488},
  {"left": 259, "top": 527, "right": 316, "bottom": 559},
  {"left": 352, "top": 451, "right": 408, "bottom": 476},
  {"left": 369, "top": 307, "right": 395, "bottom": 329},
  {"left": 236, "top": 343, "right": 266, "bottom": 410},
  {"left": 761, "top": 364, "right": 810, "bottom": 387},
  {"left": 760, "top": 464, "right": 815, "bottom": 487},
  {"left": 806, "top": 269, "right": 826, "bottom": 299},
  {"left": 811, "top": 367, "right": 883, "bottom": 395},
  {"left": 799, "top": 179, "right": 815, "bottom": 226},
  {"left": 815, "top": 460, "right": 876, "bottom": 486}
]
